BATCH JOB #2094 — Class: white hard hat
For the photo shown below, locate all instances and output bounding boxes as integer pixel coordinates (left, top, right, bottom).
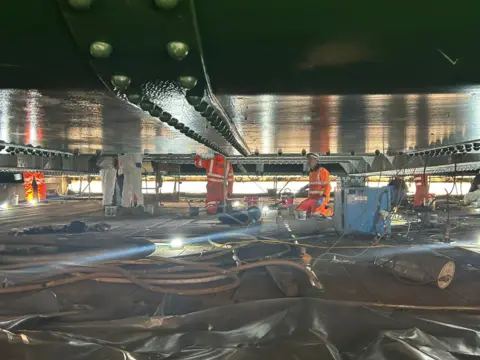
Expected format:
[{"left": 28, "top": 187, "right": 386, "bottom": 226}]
[{"left": 306, "top": 152, "right": 320, "bottom": 160}]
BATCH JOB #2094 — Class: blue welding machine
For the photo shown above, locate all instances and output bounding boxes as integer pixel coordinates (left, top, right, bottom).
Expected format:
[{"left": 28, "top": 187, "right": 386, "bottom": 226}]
[{"left": 333, "top": 186, "right": 392, "bottom": 236}]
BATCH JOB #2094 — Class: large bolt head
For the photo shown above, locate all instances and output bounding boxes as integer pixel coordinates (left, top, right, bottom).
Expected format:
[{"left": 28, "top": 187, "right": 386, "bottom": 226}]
[
  {"left": 160, "top": 112, "right": 172, "bottom": 122},
  {"left": 194, "top": 101, "right": 208, "bottom": 113},
  {"left": 68, "top": 0, "right": 93, "bottom": 10},
  {"left": 168, "top": 118, "right": 178, "bottom": 126},
  {"left": 186, "top": 96, "right": 202, "bottom": 106},
  {"left": 141, "top": 101, "right": 154, "bottom": 112},
  {"left": 178, "top": 76, "right": 197, "bottom": 90},
  {"left": 149, "top": 108, "right": 161, "bottom": 117},
  {"left": 111, "top": 75, "right": 131, "bottom": 90},
  {"left": 154, "top": 0, "right": 179, "bottom": 10},
  {"left": 90, "top": 41, "right": 112, "bottom": 58},
  {"left": 166, "top": 41, "right": 189, "bottom": 60}
]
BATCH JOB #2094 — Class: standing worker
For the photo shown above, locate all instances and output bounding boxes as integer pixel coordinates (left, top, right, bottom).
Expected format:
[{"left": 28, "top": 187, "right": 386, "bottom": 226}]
[
  {"left": 97, "top": 156, "right": 117, "bottom": 207},
  {"left": 388, "top": 176, "right": 408, "bottom": 208},
  {"left": 413, "top": 174, "right": 433, "bottom": 208},
  {"left": 114, "top": 157, "right": 123, "bottom": 206},
  {"left": 23, "top": 172, "right": 46, "bottom": 204},
  {"left": 296, "top": 153, "right": 333, "bottom": 217},
  {"left": 194, "top": 153, "right": 234, "bottom": 214},
  {"left": 118, "top": 154, "right": 144, "bottom": 208},
  {"left": 227, "top": 161, "right": 234, "bottom": 196}
]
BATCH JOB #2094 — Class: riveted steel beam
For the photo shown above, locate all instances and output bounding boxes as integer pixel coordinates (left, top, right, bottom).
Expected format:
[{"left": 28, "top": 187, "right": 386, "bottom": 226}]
[
  {"left": 0, "top": 153, "right": 97, "bottom": 174},
  {"left": 348, "top": 159, "right": 371, "bottom": 174},
  {"left": 187, "top": 0, "right": 249, "bottom": 156},
  {"left": 0, "top": 167, "right": 94, "bottom": 176},
  {"left": 401, "top": 139, "right": 480, "bottom": 158},
  {"left": 56, "top": 0, "right": 248, "bottom": 156},
  {"left": 0, "top": 141, "right": 72, "bottom": 157},
  {"left": 144, "top": 153, "right": 374, "bottom": 165},
  {"left": 143, "top": 151, "right": 480, "bottom": 176},
  {"left": 368, "top": 154, "right": 395, "bottom": 174},
  {"left": 352, "top": 153, "right": 480, "bottom": 177},
  {"left": 0, "top": 142, "right": 92, "bottom": 173},
  {"left": 336, "top": 163, "right": 352, "bottom": 176}
]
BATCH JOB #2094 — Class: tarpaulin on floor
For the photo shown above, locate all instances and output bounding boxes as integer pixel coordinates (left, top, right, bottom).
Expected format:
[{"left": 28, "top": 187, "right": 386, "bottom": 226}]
[{"left": 1, "top": 293, "right": 480, "bottom": 360}]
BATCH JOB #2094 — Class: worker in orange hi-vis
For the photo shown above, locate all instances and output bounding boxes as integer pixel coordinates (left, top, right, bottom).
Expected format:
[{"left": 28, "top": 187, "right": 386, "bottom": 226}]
[
  {"left": 194, "top": 153, "right": 234, "bottom": 214},
  {"left": 296, "top": 153, "right": 333, "bottom": 217},
  {"left": 227, "top": 161, "right": 234, "bottom": 196},
  {"left": 413, "top": 173, "right": 434, "bottom": 208},
  {"left": 23, "top": 172, "right": 46, "bottom": 203}
]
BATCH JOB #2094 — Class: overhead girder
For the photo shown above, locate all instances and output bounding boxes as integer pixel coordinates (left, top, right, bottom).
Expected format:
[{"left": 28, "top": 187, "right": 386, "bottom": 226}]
[
  {"left": 345, "top": 159, "right": 372, "bottom": 174},
  {"left": 144, "top": 152, "right": 480, "bottom": 176},
  {"left": 358, "top": 153, "right": 480, "bottom": 177},
  {"left": 144, "top": 153, "right": 370, "bottom": 164},
  {"left": 0, "top": 141, "right": 72, "bottom": 157},
  {"left": 4, "top": 1, "right": 480, "bottom": 95},
  {"left": 3, "top": 1, "right": 480, "bottom": 161},
  {"left": 0, "top": 153, "right": 96, "bottom": 175},
  {"left": 0, "top": 150, "right": 478, "bottom": 176},
  {"left": 338, "top": 162, "right": 356, "bottom": 176},
  {"left": 54, "top": 0, "right": 249, "bottom": 156}
]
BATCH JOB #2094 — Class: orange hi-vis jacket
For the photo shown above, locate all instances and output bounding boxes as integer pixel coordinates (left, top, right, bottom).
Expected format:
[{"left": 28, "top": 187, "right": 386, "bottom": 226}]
[
  {"left": 296, "top": 165, "right": 333, "bottom": 217},
  {"left": 414, "top": 174, "right": 429, "bottom": 207},
  {"left": 24, "top": 172, "right": 46, "bottom": 203},
  {"left": 308, "top": 166, "right": 332, "bottom": 202},
  {"left": 195, "top": 155, "right": 234, "bottom": 195}
]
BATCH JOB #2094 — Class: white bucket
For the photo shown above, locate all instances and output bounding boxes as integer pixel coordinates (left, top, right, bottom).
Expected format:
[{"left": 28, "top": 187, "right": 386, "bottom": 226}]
[
  {"left": 104, "top": 206, "right": 117, "bottom": 217},
  {"left": 146, "top": 204, "right": 155, "bottom": 215},
  {"left": 295, "top": 210, "right": 307, "bottom": 220}
]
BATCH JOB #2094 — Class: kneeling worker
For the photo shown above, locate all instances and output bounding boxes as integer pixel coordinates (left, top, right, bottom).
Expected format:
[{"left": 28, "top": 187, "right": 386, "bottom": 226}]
[{"left": 296, "top": 153, "right": 333, "bottom": 217}]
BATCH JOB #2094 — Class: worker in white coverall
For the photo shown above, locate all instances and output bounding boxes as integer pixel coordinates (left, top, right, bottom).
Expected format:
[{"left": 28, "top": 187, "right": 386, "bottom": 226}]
[
  {"left": 98, "top": 156, "right": 117, "bottom": 207},
  {"left": 118, "top": 154, "right": 144, "bottom": 208},
  {"left": 463, "top": 171, "right": 480, "bottom": 206}
]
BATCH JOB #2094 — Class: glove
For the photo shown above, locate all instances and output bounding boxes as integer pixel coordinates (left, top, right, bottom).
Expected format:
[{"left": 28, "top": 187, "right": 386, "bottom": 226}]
[
  {"left": 135, "top": 162, "right": 142, "bottom": 168},
  {"left": 316, "top": 198, "right": 325, "bottom": 206}
]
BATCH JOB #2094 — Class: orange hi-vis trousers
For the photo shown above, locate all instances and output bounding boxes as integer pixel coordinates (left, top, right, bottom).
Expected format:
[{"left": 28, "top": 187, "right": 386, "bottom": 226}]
[
  {"left": 23, "top": 172, "right": 46, "bottom": 203},
  {"left": 296, "top": 166, "right": 334, "bottom": 217},
  {"left": 295, "top": 189, "right": 333, "bottom": 216},
  {"left": 296, "top": 197, "right": 334, "bottom": 217}
]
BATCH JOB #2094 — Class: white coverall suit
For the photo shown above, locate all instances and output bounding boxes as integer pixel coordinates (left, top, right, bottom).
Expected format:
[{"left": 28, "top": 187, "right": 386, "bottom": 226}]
[
  {"left": 119, "top": 154, "right": 144, "bottom": 208},
  {"left": 98, "top": 157, "right": 117, "bottom": 206},
  {"left": 464, "top": 189, "right": 480, "bottom": 206}
]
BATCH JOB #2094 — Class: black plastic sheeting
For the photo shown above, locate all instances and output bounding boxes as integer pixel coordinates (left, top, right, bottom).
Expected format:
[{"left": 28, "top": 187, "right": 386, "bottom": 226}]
[
  {"left": 9, "top": 221, "right": 111, "bottom": 236},
  {"left": 1, "top": 293, "right": 480, "bottom": 360}
]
